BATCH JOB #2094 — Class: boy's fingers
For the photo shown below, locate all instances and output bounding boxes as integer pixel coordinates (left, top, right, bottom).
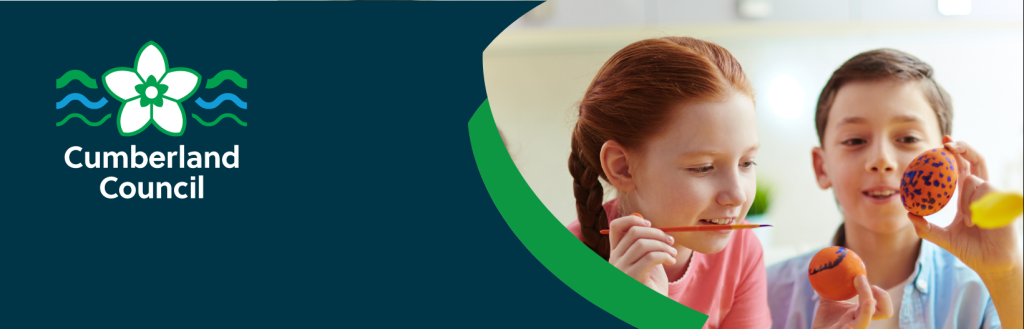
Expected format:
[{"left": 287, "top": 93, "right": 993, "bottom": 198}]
[
  {"left": 945, "top": 143, "right": 971, "bottom": 181},
  {"left": 871, "top": 285, "right": 894, "bottom": 320},
  {"left": 945, "top": 139, "right": 988, "bottom": 180},
  {"left": 957, "top": 176, "right": 985, "bottom": 227},
  {"left": 908, "top": 213, "right": 951, "bottom": 250},
  {"left": 609, "top": 215, "right": 649, "bottom": 247},
  {"left": 956, "top": 141, "right": 988, "bottom": 180},
  {"left": 851, "top": 276, "right": 875, "bottom": 329},
  {"left": 950, "top": 151, "right": 972, "bottom": 221},
  {"left": 852, "top": 301, "right": 874, "bottom": 329},
  {"left": 853, "top": 275, "right": 873, "bottom": 303}
]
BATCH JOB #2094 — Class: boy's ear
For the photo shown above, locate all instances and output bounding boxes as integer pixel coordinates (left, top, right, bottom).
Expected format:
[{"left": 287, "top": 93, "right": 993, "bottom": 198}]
[
  {"left": 812, "top": 147, "right": 832, "bottom": 190},
  {"left": 600, "top": 140, "right": 636, "bottom": 192}
]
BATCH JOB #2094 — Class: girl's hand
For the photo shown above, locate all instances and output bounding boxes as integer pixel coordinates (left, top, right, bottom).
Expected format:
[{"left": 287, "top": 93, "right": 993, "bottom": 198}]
[
  {"left": 812, "top": 275, "right": 893, "bottom": 329},
  {"left": 608, "top": 214, "right": 678, "bottom": 296},
  {"left": 906, "top": 137, "right": 1024, "bottom": 277}
]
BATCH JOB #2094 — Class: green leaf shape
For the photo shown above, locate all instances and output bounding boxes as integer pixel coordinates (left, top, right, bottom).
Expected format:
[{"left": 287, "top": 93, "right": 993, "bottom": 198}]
[
  {"left": 206, "top": 70, "right": 247, "bottom": 89},
  {"left": 56, "top": 70, "right": 98, "bottom": 89},
  {"left": 468, "top": 99, "right": 708, "bottom": 328}
]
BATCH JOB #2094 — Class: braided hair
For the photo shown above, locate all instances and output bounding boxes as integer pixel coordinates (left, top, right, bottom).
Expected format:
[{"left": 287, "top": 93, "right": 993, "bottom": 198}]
[{"left": 570, "top": 37, "right": 753, "bottom": 259}]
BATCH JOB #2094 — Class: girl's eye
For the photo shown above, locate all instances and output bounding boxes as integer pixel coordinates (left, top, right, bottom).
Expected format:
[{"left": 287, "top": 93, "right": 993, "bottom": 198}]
[
  {"left": 688, "top": 165, "right": 714, "bottom": 174},
  {"left": 741, "top": 161, "right": 758, "bottom": 168},
  {"left": 842, "top": 138, "right": 866, "bottom": 146},
  {"left": 897, "top": 136, "right": 920, "bottom": 144}
]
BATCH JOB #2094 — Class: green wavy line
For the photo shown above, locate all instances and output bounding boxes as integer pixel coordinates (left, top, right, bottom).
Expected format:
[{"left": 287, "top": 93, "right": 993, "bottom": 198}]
[
  {"left": 468, "top": 99, "right": 707, "bottom": 328},
  {"left": 206, "top": 70, "right": 247, "bottom": 89},
  {"left": 192, "top": 113, "right": 248, "bottom": 127},
  {"left": 56, "top": 113, "right": 111, "bottom": 127},
  {"left": 56, "top": 70, "right": 98, "bottom": 89}
]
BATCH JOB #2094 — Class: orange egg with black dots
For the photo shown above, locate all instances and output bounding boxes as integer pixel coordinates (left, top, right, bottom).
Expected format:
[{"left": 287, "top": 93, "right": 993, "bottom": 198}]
[
  {"left": 807, "top": 246, "right": 867, "bottom": 301},
  {"left": 900, "top": 148, "right": 958, "bottom": 216}
]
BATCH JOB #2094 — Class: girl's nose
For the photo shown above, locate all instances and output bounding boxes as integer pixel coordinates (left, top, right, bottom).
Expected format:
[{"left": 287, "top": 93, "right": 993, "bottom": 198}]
[{"left": 716, "top": 171, "right": 748, "bottom": 207}]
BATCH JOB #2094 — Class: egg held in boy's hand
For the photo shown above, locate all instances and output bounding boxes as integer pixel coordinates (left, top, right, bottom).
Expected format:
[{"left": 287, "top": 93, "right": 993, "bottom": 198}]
[
  {"left": 900, "top": 148, "right": 958, "bottom": 217},
  {"left": 808, "top": 246, "right": 867, "bottom": 301}
]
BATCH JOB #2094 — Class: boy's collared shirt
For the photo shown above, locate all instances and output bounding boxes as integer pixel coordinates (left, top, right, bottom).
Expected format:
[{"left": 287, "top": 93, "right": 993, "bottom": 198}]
[{"left": 766, "top": 240, "right": 1001, "bottom": 329}]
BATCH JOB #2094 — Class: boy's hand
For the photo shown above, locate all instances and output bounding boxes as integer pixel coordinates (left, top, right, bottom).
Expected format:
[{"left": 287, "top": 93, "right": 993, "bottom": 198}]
[
  {"left": 812, "top": 275, "right": 893, "bottom": 329},
  {"left": 906, "top": 136, "right": 1023, "bottom": 278},
  {"left": 608, "top": 214, "right": 677, "bottom": 296}
]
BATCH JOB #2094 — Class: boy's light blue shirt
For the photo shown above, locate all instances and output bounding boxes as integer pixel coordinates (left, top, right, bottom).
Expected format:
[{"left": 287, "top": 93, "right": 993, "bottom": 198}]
[{"left": 766, "top": 240, "right": 1001, "bottom": 329}]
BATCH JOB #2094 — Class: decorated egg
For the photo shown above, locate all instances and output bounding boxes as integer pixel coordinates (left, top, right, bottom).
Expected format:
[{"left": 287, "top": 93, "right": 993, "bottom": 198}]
[
  {"left": 900, "top": 148, "right": 958, "bottom": 216},
  {"left": 808, "top": 246, "right": 866, "bottom": 301}
]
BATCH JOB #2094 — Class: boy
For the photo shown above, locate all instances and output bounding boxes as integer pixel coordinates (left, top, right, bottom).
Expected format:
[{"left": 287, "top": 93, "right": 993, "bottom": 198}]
[{"left": 766, "top": 49, "right": 1023, "bottom": 328}]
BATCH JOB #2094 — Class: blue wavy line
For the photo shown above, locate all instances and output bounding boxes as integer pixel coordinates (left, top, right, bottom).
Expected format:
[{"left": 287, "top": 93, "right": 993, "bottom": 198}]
[
  {"left": 195, "top": 93, "right": 247, "bottom": 109},
  {"left": 56, "top": 93, "right": 108, "bottom": 110}
]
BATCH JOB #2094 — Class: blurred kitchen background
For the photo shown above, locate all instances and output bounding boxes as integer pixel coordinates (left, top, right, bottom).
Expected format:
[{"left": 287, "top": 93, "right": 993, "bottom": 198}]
[{"left": 482, "top": 0, "right": 1024, "bottom": 265}]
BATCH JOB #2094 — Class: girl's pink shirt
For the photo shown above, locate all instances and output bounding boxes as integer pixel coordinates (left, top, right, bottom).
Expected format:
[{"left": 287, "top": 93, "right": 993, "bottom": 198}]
[{"left": 566, "top": 199, "right": 771, "bottom": 329}]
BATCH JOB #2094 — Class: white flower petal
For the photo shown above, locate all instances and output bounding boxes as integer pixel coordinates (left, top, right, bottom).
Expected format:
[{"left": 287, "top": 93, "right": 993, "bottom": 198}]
[
  {"left": 153, "top": 100, "right": 184, "bottom": 135},
  {"left": 119, "top": 98, "right": 151, "bottom": 135},
  {"left": 104, "top": 70, "right": 142, "bottom": 101},
  {"left": 136, "top": 43, "right": 167, "bottom": 82},
  {"left": 161, "top": 70, "right": 199, "bottom": 101}
]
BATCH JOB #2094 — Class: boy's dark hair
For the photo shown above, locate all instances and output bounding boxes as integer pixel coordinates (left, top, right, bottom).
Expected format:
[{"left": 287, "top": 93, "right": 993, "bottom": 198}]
[
  {"left": 815, "top": 48, "right": 954, "bottom": 146},
  {"left": 815, "top": 49, "right": 954, "bottom": 246}
]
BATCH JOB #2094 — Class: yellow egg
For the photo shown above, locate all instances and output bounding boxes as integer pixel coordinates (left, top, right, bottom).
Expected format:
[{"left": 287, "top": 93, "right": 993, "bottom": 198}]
[{"left": 970, "top": 191, "right": 1024, "bottom": 229}]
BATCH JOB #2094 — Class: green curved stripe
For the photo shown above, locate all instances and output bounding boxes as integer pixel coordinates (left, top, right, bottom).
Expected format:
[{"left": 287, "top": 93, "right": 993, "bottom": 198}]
[
  {"left": 56, "top": 70, "right": 98, "bottom": 89},
  {"left": 191, "top": 113, "right": 248, "bottom": 127},
  {"left": 468, "top": 99, "right": 707, "bottom": 328},
  {"left": 206, "top": 70, "right": 248, "bottom": 89},
  {"left": 56, "top": 113, "right": 111, "bottom": 126}
]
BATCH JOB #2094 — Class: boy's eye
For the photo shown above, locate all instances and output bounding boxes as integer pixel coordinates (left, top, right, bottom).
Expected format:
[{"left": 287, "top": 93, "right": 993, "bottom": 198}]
[
  {"left": 688, "top": 165, "right": 714, "bottom": 174},
  {"left": 841, "top": 138, "right": 866, "bottom": 146},
  {"left": 897, "top": 136, "right": 920, "bottom": 144},
  {"left": 741, "top": 161, "right": 758, "bottom": 168}
]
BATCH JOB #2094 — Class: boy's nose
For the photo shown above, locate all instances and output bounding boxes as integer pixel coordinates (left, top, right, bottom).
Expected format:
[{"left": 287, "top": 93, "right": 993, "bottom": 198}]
[
  {"left": 866, "top": 145, "right": 897, "bottom": 173},
  {"left": 869, "top": 162, "right": 895, "bottom": 172}
]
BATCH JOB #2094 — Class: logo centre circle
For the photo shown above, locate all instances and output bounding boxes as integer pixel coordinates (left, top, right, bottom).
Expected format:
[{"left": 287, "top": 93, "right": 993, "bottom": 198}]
[{"left": 145, "top": 86, "right": 158, "bottom": 99}]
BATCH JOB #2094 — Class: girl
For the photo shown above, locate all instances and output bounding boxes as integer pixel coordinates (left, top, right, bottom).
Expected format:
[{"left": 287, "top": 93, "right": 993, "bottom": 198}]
[
  {"left": 767, "top": 49, "right": 1023, "bottom": 329},
  {"left": 563, "top": 37, "right": 891, "bottom": 328}
]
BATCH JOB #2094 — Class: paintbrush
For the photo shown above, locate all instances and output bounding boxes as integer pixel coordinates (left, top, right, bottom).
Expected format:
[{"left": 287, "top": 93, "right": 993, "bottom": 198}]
[{"left": 600, "top": 224, "right": 772, "bottom": 235}]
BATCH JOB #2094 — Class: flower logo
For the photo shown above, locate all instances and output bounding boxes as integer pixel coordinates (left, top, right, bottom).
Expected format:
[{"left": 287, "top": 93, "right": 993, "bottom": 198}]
[{"left": 102, "top": 42, "right": 201, "bottom": 136}]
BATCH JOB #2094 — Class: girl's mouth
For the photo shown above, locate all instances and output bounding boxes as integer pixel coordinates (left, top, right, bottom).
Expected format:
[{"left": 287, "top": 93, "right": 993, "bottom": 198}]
[{"left": 698, "top": 218, "right": 734, "bottom": 225}]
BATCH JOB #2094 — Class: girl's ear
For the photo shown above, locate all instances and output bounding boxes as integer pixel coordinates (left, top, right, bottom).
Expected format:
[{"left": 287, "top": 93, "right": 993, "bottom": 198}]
[
  {"left": 812, "top": 146, "right": 832, "bottom": 189},
  {"left": 600, "top": 140, "right": 636, "bottom": 192}
]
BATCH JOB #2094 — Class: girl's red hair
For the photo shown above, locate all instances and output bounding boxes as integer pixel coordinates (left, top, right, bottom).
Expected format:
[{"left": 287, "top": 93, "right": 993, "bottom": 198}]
[{"left": 570, "top": 37, "right": 753, "bottom": 259}]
